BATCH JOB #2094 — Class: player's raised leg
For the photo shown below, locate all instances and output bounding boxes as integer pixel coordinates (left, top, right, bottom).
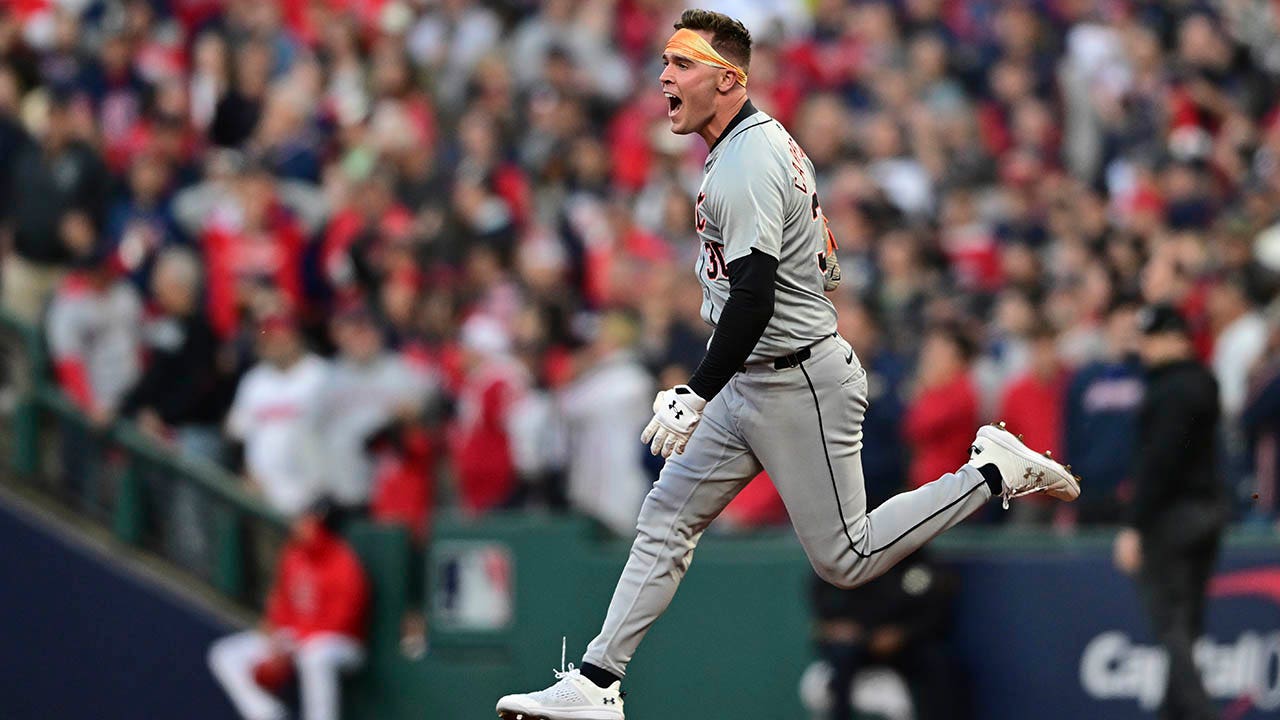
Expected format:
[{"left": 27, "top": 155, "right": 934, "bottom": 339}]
[
  {"left": 742, "top": 336, "right": 1076, "bottom": 590},
  {"left": 496, "top": 386, "right": 762, "bottom": 720}
]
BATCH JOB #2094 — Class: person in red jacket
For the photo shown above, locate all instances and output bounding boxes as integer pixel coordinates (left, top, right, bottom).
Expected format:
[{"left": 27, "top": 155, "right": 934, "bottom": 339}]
[
  {"left": 208, "top": 499, "right": 370, "bottom": 720},
  {"left": 996, "top": 323, "right": 1068, "bottom": 523},
  {"left": 201, "top": 164, "right": 307, "bottom": 339},
  {"left": 370, "top": 422, "right": 436, "bottom": 543},
  {"left": 903, "top": 325, "right": 980, "bottom": 489}
]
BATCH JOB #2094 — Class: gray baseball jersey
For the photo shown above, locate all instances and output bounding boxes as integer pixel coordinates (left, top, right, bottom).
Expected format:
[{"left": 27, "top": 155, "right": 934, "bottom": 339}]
[{"left": 694, "top": 107, "right": 837, "bottom": 362}]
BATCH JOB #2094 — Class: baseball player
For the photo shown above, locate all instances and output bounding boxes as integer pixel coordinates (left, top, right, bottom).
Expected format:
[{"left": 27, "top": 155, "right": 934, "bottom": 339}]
[{"left": 497, "top": 10, "right": 1080, "bottom": 720}]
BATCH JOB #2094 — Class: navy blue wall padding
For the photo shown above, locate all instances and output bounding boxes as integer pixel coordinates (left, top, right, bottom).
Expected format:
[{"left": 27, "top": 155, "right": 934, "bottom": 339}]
[{"left": 0, "top": 501, "right": 238, "bottom": 720}]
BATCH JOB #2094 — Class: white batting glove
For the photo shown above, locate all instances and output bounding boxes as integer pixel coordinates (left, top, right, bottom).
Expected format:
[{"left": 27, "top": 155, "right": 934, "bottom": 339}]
[{"left": 641, "top": 385, "right": 707, "bottom": 458}]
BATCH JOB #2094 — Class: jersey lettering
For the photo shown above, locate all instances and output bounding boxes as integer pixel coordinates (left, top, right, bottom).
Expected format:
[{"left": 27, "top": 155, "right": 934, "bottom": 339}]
[
  {"left": 694, "top": 111, "right": 838, "bottom": 360},
  {"left": 788, "top": 137, "right": 809, "bottom": 193},
  {"left": 704, "top": 241, "right": 728, "bottom": 280}
]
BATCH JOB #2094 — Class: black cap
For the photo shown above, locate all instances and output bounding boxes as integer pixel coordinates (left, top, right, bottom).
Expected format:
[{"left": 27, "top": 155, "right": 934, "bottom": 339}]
[{"left": 1137, "top": 303, "right": 1190, "bottom": 336}]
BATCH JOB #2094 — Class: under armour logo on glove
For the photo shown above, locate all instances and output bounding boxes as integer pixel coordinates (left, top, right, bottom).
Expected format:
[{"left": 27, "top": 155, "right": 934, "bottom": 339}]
[{"left": 641, "top": 384, "right": 708, "bottom": 459}]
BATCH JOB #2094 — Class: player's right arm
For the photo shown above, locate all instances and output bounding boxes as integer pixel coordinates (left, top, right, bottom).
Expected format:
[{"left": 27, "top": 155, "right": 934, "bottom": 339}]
[
  {"left": 685, "top": 249, "right": 777, "bottom": 400},
  {"left": 642, "top": 250, "right": 779, "bottom": 458}
]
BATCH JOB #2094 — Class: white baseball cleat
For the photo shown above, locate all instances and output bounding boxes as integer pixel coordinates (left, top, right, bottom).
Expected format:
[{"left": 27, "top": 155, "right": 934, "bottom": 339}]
[
  {"left": 969, "top": 422, "right": 1081, "bottom": 509},
  {"left": 496, "top": 640, "right": 625, "bottom": 720}
]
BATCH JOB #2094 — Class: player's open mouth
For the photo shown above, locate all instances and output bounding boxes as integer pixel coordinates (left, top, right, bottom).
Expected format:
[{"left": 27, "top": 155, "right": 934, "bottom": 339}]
[{"left": 665, "top": 92, "right": 682, "bottom": 117}]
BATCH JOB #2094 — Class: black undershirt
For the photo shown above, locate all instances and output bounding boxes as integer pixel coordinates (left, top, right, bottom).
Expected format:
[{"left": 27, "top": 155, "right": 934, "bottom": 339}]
[{"left": 687, "top": 249, "right": 778, "bottom": 400}]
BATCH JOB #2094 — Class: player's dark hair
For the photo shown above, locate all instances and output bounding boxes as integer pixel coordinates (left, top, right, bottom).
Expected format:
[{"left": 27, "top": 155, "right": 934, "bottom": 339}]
[{"left": 674, "top": 9, "right": 752, "bottom": 71}]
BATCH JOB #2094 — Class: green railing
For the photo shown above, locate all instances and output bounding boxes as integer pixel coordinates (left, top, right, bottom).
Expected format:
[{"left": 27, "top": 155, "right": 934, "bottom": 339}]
[
  {"left": 0, "top": 307, "right": 289, "bottom": 605},
  {"left": 2, "top": 307, "right": 42, "bottom": 478}
]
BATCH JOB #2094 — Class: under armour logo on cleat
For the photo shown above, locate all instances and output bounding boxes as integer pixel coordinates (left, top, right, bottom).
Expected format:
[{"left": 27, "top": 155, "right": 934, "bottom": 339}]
[
  {"left": 604, "top": 698, "right": 616, "bottom": 705},
  {"left": 1023, "top": 468, "right": 1045, "bottom": 482}
]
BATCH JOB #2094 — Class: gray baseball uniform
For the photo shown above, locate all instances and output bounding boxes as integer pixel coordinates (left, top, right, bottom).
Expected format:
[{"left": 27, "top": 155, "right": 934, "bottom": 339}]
[{"left": 583, "top": 105, "right": 992, "bottom": 677}]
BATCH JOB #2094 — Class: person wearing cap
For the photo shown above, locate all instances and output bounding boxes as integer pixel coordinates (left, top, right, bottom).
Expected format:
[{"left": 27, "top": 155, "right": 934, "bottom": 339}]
[
  {"left": 226, "top": 309, "right": 329, "bottom": 516},
  {"left": 208, "top": 498, "right": 370, "bottom": 720},
  {"left": 1113, "top": 303, "right": 1226, "bottom": 720}
]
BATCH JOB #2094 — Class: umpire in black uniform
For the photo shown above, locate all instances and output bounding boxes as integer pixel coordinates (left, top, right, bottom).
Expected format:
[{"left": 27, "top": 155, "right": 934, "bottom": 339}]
[{"left": 1113, "top": 304, "right": 1227, "bottom": 720}]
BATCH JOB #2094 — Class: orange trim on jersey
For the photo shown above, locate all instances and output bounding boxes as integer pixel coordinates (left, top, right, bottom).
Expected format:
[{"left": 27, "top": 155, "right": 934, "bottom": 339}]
[{"left": 664, "top": 28, "right": 748, "bottom": 88}]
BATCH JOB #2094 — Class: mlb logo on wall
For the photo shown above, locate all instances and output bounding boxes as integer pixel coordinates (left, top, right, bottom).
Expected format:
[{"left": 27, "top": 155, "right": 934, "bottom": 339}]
[
  {"left": 1080, "top": 567, "right": 1280, "bottom": 717},
  {"left": 432, "top": 541, "right": 514, "bottom": 631}
]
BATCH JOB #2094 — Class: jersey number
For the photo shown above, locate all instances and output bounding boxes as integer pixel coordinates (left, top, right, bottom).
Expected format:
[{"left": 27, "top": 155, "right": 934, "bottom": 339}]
[{"left": 704, "top": 242, "right": 729, "bottom": 280}]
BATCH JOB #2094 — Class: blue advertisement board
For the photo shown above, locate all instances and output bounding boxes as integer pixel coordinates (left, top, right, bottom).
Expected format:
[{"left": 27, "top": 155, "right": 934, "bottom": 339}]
[
  {"left": 0, "top": 501, "right": 237, "bottom": 720},
  {"left": 948, "top": 549, "right": 1280, "bottom": 720}
]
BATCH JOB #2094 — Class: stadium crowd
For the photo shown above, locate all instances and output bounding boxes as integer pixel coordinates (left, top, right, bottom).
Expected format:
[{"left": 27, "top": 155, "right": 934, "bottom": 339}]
[{"left": 4, "top": 0, "right": 1280, "bottom": 539}]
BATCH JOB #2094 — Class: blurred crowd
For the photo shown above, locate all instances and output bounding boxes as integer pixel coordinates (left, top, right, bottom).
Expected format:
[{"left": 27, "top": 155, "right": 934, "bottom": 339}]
[{"left": 5, "top": 0, "right": 1280, "bottom": 539}]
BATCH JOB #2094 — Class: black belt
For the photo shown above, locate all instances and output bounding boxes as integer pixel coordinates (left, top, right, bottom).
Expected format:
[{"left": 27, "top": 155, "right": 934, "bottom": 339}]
[{"left": 744, "top": 334, "right": 837, "bottom": 372}]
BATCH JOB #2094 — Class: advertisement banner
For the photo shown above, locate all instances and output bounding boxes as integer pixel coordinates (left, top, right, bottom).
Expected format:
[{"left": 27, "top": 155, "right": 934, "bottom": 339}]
[{"left": 949, "top": 549, "right": 1280, "bottom": 720}]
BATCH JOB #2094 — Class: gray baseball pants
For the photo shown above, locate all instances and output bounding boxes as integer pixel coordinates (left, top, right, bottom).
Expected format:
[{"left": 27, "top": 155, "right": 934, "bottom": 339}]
[{"left": 583, "top": 335, "right": 992, "bottom": 676}]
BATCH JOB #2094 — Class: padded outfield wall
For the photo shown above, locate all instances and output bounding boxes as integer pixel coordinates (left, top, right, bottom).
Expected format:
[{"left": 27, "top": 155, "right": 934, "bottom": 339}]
[{"left": 3, "top": 503, "right": 1277, "bottom": 720}]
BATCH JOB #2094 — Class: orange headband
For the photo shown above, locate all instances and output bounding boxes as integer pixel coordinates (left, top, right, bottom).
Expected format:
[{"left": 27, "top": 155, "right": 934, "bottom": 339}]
[{"left": 664, "top": 28, "right": 748, "bottom": 88}]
